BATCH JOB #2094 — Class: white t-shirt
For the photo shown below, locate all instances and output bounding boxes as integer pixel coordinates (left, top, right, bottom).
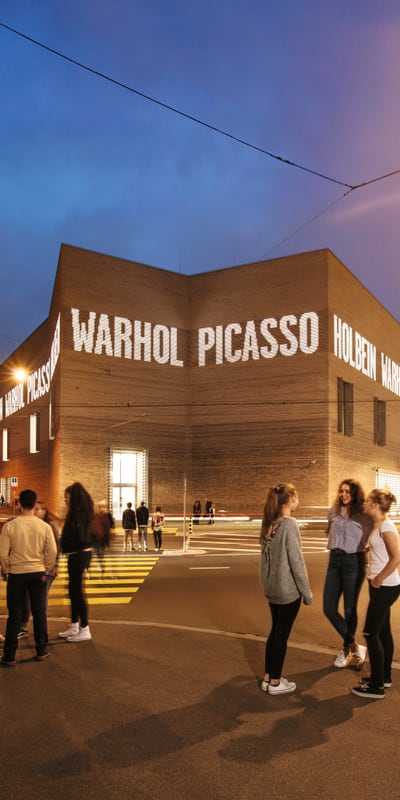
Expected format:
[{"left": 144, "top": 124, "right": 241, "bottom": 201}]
[{"left": 368, "top": 519, "right": 400, "bottom": 587}]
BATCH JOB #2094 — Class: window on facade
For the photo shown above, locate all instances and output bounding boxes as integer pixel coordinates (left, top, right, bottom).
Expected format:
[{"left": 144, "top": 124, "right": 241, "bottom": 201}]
[
  {"left": 2, "top": 428, "right": 10, "bottom": 461},
  {"left": 337, "top": 377, "right": 354, "bottom": 436},
  {"left": 30, "top": 412, "right": 40, "bottom": 453},
  {"left": 374, "top": 397, "right": 386, "bottom": 446}
]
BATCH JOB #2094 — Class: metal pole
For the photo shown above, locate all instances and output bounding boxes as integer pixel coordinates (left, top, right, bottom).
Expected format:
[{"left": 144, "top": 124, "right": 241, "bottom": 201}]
[{"left": 183, "top": 474, "right": 187, "bottom": 553}]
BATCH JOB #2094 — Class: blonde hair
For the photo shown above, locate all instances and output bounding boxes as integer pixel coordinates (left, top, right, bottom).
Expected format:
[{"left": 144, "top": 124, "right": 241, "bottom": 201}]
[{"left": 368, "top": 488, "right": 397, "bottom": 514}]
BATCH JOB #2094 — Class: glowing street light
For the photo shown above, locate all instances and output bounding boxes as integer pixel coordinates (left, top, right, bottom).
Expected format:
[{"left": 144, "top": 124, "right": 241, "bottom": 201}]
[{"left": 13, "top": 368, "right": 27, "bottom": 382}]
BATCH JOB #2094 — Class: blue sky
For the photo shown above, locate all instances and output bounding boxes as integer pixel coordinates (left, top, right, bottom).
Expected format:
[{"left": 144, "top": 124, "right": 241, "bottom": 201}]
[{"left": 1, "top": 0, "right": 400, "bottom": 359}]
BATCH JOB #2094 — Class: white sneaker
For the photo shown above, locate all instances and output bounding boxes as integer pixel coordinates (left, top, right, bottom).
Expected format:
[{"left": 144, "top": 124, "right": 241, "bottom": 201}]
[
  {"left": 59, "top": 625, "right": 79, "bottom": 639},
  {"left": 138, "top": 544, "right": 142, "bottom": 551},
  {"left": 144, "top": 545, "right": 147, "bottom": 551},
  {"left": 268, "top": 678, "right": 296, "bottom": 695},
  {"left": 334, "top": 649, "right": 353, "bottom": 668},
  {"left": 67, "top": 626, "right": 91, "bottom": 642},
  {"left": 261, "top": 680, "right": 269, "bottom": 692},
  {"left": 351, "top": 644, "right": 367, "bottom": 670}
]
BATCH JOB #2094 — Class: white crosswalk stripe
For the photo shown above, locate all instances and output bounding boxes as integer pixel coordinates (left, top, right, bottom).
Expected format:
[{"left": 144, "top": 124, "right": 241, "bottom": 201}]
[{"left": 187, "top": 526, "right": 327, "bottom": 555}]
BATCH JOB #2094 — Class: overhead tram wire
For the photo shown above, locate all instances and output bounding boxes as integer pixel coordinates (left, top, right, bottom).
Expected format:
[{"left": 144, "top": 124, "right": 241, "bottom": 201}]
[
  {"left": 0, "top": 20, "right": 355, "bottom": 191},
  {"left": 3, "top": 21, "right": 400, "bottom": 194},
  {"left": 3, "top": 20, "right": 400, "bottom": 265}
]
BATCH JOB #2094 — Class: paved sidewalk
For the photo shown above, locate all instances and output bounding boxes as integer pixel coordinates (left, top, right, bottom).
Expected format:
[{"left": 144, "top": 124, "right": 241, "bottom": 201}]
[{"left": 0, "top": 615, "right": 397, "bottom": 800}]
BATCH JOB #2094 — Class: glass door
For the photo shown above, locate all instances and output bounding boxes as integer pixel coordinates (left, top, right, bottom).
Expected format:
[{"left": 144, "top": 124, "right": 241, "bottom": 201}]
[{"left": 111, "top": 449, "right": 147, "bottom": 522}]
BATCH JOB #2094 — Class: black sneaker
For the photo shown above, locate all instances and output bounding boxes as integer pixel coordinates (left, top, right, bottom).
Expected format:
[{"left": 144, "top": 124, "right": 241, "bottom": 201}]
[
  {"left": 1, "top": 657, "right": 16, "bottom": 667},
  {"left": 360, "top": 675, "right": 392, "bottom": 688},
  {"left": 36, "top": 651, "right": 50, "bottom": 662},
  {"left": 17, "top": 627, "right": 29, "bottom": 639},
  {"left": 351, "top": 684, "right": 384, "bottom": 699}
]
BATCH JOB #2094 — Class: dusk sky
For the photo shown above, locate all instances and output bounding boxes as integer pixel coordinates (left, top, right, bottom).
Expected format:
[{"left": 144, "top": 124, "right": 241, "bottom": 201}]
[{"left": 1, "top": 1, "right": 400, "bottom": 361}]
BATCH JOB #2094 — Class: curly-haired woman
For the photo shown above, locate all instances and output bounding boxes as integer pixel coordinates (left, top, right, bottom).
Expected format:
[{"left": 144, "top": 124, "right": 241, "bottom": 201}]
[{"left": 323, "top": 479, "right": 372, "bottom": 669}]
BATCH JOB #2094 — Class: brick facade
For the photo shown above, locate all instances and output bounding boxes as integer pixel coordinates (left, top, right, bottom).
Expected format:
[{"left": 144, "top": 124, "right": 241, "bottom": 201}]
[{"left": 1, "top": 244, "right": 399, "bottom": 520}]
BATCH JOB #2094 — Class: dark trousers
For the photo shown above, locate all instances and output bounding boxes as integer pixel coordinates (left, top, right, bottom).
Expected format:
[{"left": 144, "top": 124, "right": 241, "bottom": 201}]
[
  {"left": 265, "top": 597, "right": 302, "bottom": 680},
  {"left": 67, "top": 550, "right": 91, "bottom": 627},
  {"left": 364, "top": 581, "right": 400, "bottom": 687},
  {"left": 153, "top": 530, "right": 162, "bottom": 549},
  {"left": 4, "top": 572, "right": 48, "bottom": 660},
  {"left": 323, "top": 550, "right": 366, "bottom": 648}
]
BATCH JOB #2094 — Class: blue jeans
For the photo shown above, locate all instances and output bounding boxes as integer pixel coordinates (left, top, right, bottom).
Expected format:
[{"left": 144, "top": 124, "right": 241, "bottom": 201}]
[
  {"left": 323, "top": 550, "right": 366, "bottom": 648},
  {"left": 364, "top": 581, "right": 400, "bottom": 688},
  {"left": 4, "top": 572, "right": 48, "bottom": 660}
]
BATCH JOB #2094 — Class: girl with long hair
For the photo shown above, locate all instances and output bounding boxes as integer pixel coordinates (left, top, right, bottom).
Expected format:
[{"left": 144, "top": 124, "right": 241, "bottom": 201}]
[
  {"left": 59, "top": 482, "right": 94, "bottom": 642},
  {"left": 323, "top": 479, "right": 372, "bottom": 669},
  {"left": 260, "top": 483, "right": 313, "bottom": 695},
  {"left": 352, "top": 489, "right": 400, "bottom": 699}
]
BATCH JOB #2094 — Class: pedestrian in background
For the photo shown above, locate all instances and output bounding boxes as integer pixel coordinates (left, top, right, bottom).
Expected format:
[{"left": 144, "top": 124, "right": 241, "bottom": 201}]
[
  {"left": 323, "top": 479, "right": 372, "bottom": 670},
  {"left": 0, "top": 488, "right": 57, "bottom": 666},
  {"left": 205, "top": 499, "right": 214, "bottom": 525},
  {"left": 92, "top": 502, "right": 113, "bottom": 572},
  {"left": 122, "top": 502, "right": 136, "bottom": 551},
  {"left": 151, "top": 506, "right": 164, "bottom": 552},
  {"left": 193, "top": 499, "right": 201, "bottom": 524},
  {"left": 136, "top": 501, "right": 149, "bottom": 551},
  {"left": 352, "top": 488, "right": 400, "bottom": 699},
  {"left": 260, "top": 483, "right": 313, "bottom": 695},
  {"left": 59, "top": 482, "right": 94, "bottom": 642},
  {"left": 35, "top": 499, "right": 59, "bottom": 607}
]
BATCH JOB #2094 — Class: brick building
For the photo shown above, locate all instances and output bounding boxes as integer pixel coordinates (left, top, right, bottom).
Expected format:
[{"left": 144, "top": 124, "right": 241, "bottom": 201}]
[{"left": 1, "top": 244, "right": 400, "bottom": 520}]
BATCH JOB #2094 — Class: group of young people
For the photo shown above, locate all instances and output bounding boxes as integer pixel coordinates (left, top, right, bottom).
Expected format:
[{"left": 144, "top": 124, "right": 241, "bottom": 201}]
[
  {"left": 260, "top": 479, "right": 400, "bottom": 699},
  {"left": 122, "top": 501, "right": 165, "bottom": 552},
  {"left": 0, "top": 483, "right": 167, "bottom": 663}
]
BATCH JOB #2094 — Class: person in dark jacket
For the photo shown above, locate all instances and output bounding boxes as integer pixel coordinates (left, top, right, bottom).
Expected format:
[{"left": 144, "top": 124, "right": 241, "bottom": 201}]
[
  {"left": 59, "top": 482, "right": 94, "bottom": 643},
  {"left": 122, "top": 502, "right": 136, "bottom": 551},
  {"left": 136, "top": 501, "right": 149, "bottom": 551}
]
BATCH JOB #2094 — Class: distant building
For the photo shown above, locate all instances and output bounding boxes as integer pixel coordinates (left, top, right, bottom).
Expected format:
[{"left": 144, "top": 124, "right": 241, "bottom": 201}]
[{"left": 1, "top": 244, "right": 400, "bottom": 519}]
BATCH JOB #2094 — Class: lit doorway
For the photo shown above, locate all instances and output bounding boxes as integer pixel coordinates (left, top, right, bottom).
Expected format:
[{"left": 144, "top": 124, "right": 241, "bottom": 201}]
[{"left": 111, "top": 449, "right": 147, "bottom": 522}]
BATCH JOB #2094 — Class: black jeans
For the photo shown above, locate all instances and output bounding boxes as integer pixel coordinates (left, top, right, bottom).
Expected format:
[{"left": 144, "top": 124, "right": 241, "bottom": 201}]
[
  {"left": 364, "top": 581, "right": 400, "bottom": 687},
  {"left": 67, "top": 550, "right": 92, "bottom": 627},
  {"left": 4, "top": 572, "right": 48, "bottom": 660},
  {"left": 153, "top": 530, "right": 162, "bottom": 550},
  {"left": 265, "top": 597, "right": 302, "bottom": 680},
  {"left": 323, "top": 550, "right": 366, "bottom": 648}
]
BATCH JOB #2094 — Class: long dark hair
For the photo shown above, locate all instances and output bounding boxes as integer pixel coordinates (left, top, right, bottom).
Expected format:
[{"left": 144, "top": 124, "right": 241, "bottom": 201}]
[
  {"left": 334, "top": 479, "right": 365, "bottom": 517},
  {"left": 64, "top": 482, "right": 94, "bottom": 528},
  {"left": 260, "top": 483, "right": 297, "bottom": 543}
]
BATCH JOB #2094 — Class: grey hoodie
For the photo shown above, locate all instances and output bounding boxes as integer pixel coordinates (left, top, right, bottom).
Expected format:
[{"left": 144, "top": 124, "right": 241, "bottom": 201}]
[{"left": 260, "top": 516, "right": 313, "bottom": 605}]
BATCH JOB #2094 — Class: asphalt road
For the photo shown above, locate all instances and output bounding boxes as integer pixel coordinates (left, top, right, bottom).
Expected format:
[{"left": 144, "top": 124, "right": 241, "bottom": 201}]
[{"left": 1, "top": 540, "right": 400, "bottom": 800}]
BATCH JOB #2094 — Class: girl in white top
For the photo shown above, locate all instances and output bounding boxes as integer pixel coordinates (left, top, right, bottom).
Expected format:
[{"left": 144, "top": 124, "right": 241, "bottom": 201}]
[{"left": 351, "top": 488, "right": 400, "bottom": 700}]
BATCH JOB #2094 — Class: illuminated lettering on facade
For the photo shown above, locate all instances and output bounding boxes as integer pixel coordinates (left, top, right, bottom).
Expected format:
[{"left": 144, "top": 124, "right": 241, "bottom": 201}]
[
  {"left": 381, "top": 354, "right": 400, "bottom": 396},
  {"left": 1, "top": 314, "right": 61, "bottom": 418},
  {"left": 333, "top": 314, "right": 400, "bottom": 398},
  {"left": 70, "top": 309, "right": 184, "bottom": 366},
  {"left": 197, "top": 312, "right": 319, "bottom": 366},
  {"left": 333, "top": 315, "right": 377, "bottom": 380},
  {"left": 5, "top": 383, "right": 25, "bottom": 416}
]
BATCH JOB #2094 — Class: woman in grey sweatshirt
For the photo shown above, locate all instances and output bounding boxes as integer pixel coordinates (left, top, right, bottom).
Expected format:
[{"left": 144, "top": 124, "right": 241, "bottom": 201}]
[{"left": 260, "top": 483, "right": 313, "bottom": 695}]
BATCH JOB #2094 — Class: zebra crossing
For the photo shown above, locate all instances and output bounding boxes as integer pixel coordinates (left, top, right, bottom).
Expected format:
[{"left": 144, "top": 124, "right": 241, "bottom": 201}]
[
  {"left": 186, "top": 523, "right": 328, "bottom": 555},
  {"left": 48, "top": 555, "right": 159, "bottom": 607}
]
